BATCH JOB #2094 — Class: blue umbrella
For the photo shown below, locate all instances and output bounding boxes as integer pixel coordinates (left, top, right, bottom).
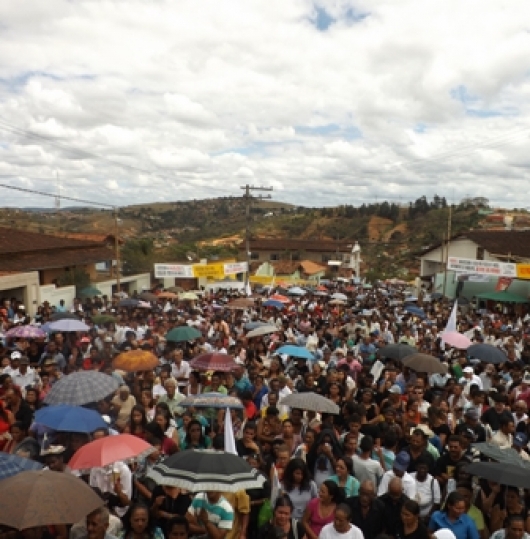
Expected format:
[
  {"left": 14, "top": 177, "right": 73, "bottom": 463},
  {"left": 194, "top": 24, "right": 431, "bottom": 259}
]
[
  {"left": 244, "top": 321, "right": 268, "bottom": 331},
  {"left": 263, "top": 299, "right": 285, "bottom": 309},
  {"left": 403, "top": 305, "right": 426, "bottom": 319},
  {"left": 275, "top": 345, "right": 315, "bottom": 360},
  {"left": 0, "top": 453, "right": 43, "bottom": 481},
  {"left": 35, "top": 405, "right": 107, "bottom": 433}
]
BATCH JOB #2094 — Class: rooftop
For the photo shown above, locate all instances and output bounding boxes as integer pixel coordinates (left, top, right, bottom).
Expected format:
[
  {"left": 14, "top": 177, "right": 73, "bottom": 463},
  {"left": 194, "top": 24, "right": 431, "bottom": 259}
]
[{"left": 241, "top": 238, "right": 353, "bottom": 253}]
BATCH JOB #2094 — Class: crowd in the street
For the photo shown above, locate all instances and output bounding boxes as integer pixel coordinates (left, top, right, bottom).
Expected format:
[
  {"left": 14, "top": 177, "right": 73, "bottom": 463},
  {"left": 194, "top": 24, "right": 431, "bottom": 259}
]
[{"left": 1, "top": 281, "right": 530, "bottom": 539}]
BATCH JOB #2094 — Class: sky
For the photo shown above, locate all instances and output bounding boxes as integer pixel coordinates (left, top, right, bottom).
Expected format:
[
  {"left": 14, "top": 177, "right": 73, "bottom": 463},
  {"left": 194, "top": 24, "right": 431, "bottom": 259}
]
[{"left": 0, "top": 0, "right": 529, "bottom": 209}]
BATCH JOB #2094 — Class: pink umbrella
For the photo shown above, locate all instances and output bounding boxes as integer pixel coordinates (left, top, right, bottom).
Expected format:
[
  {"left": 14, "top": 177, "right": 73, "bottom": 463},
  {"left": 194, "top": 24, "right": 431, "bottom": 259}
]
[
  {"left": 68, "top": 434, "right": 155, "bottom": 473},
  {"left": 189, "top": 353, "right": 239, "bottom": 372},
  {"left": 441, "top": 331, "right": 472, "bottom": 349}
]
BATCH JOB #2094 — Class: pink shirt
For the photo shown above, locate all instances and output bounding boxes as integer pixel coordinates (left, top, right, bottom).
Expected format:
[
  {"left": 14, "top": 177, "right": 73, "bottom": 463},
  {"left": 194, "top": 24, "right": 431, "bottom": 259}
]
[{"left": 306, "top": 497, "right": 335, "bottom": 537}]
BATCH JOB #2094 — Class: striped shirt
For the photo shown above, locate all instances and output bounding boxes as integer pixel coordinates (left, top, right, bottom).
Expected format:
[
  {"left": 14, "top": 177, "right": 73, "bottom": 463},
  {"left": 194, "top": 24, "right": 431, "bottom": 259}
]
[{"left": 189, "top": 492, "right": 234, "bottom": 530}]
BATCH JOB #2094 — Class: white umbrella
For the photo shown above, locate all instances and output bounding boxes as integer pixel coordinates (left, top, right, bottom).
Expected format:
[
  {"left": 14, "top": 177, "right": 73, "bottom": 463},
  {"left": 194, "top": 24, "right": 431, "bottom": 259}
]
[
  {"left": 246, "top": 325, "right": 278, "bottom": 338},
  {"left": 331, "top": 292, "right": 347, "bottom": 301}
]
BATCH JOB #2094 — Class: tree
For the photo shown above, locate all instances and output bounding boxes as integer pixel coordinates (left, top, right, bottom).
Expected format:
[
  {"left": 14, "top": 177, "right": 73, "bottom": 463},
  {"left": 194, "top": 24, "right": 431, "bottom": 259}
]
[{"left": 121, "top": 239, "right": 155, "bottom": 275}]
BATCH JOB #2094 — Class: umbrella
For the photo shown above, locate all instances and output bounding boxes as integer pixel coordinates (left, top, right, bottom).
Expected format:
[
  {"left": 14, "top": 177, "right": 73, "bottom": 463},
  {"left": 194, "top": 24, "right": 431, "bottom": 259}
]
[
  {"left": 246, "top": 325, "right": 279, "bottom": 338},
  {"left": 280, "top": 392, "right": 340, "bottom": 414},
  {"left": 441, "top": 331, "right": 472, "bottom": 349},
  {"left": 167, "top": 286, "right": 184, "bottom": 293},
  {"left": 380, "top": 343, "right": 418, "bottom": 361},
  {"left": 0, "top": 453, "right": 43, "bottom": 481},
  {"left": 91, "top": 314, "right": 117, "bottom": 325},
  {"left": 329, "top": 299, "right": 346, "bottom": 305},
  {"left": 465, "top": 461, "right": 530, "bottom": 489},
  {"left": 179, "top": 392, "right": 244, "bottom": 410},
  {"left": 0, "top": 470, "right": 103, "bottom": 529},
  {"left": 147, "top": 449, "right": 266, "bottom": 492},
  {"left": 180, "top": 292, "right": 199, "bottom": 301},
  {"left": 288, "top": 287, "right": 306, "bottom": 296},
  {"left": 35, "top": 405, "right": 107, "bottom": 433},
  {"left": 44, "top": 371, "right": 120, "bottom": 406},
  {"left": 189, "top": 353, "right": 239, "bottom": 372},
  {"left": 118, "top": 298, "right": 140, "bottom": 308},
  {"left": 403, "top": 305, "right": 426, "bottom": 319},
  {"left": 263, "top": 299, "right": 285, "bottom": 309},
  {"left": 467, "top": 343, "right": 507, "bottom": 364},
  {"left": 269, "top": 294, "right": 290, "bottom": 303},
  {"left": 275, "top": 345, "right": 315, "bottom": 360},
  {"left": 166, "top": 326, "right": 202, "bottom": 342},
  {"left": 68, "top": 434, "right": 155, "bottom": 473},
  {"left": 48, "top": 319, "right": 90, "bottom": 333},
  {"left": 404, "top": 296, "right": 418, "bottom": 303},
  {"left": 244, "top": 321, "right": 268, "bottom": 330},
  {"left": 139, "top": 292, "right": 158, "bottom": 302},
  {"left": 5, "top": 325, "right": 46, "bottom": 339},
  {"left": 158, "top": 291, "right": 178, "bottom": 299},
  {"left": 331, "top": 293, "right": 348, "bottom": 301},
  {"left": 49, "top": 312, "right": 80, "bottom": 321},
  {"left": 79, "top": 286, "right": 102, "bottom": 297},
  {"left": 227, "top": 298, "right": 255, "bottom": 309},
  {"left": 113, "top": 349, "right": 159, "bottom": 372},
  {"left": 403, "top": 353, "right": 447, "bottom": 374},
  {"left": 472, "top": 443, "right": 525, "bottom": 465}
]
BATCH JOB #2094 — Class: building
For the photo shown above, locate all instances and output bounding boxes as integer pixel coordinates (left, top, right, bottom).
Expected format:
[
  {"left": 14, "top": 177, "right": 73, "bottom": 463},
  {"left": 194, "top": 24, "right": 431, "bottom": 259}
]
[{"left": 253, "top": 259, "right": 328, "bottom": 283}]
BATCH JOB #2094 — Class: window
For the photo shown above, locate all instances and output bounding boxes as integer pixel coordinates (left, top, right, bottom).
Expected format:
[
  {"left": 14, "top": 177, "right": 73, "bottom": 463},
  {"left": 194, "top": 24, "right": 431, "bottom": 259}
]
[
  {"left": 291, "top": 252, "right": 301, "bottom": 261},
  {"left": 270, "top": 253, "right": 279, "bottom": 261},
  {"left": 250, "top": 252, "right": 260, "bottom": 260},
  {"left": 477, "top": 247, "right": 484, "bottom": 260}
]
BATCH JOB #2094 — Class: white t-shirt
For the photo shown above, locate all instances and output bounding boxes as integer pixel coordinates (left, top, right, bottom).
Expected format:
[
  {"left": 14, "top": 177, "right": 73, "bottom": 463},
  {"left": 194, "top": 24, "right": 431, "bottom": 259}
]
[
  {"left": 377, "top": 470, "right": 417, "bottom": 499},
  {"left": 172, "top": 361, "right": 191, "bottom": 388},
  {"left": 319, "top": 523, "right": 364, "bottom": 539},
  {"left": 410, "top": 473, "right": 441, "bottom": 517}
]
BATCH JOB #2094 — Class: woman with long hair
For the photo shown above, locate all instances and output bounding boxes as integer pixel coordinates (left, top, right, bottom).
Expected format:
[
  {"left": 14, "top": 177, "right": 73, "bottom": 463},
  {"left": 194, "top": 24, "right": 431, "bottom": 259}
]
[
  {"left": 306, "top": 429, "right": 343, "bottom": 487},
  {"left": 429, "top": 492, "right": 479, "bottom": 539},
  {"left": 120, "top": 503, "right": 164, "bottom": 539},
  {"left": 152, "top": 409, "right": 179, "bottom": 454},
  {"left": 257, "top": 495, "right": 305, "bottom": 539},
  {"left": 124, "top": 405, "right": 149, "bottom": 439},
  {"left": 24, "top": 387, "right": 41, "bottom": 413},
  {"left": 329, "top": 456, "right": 360, "bottom": 498},
  {"left": 397, "top": 500, "right": 430, "bottom": 539},
  {"left": 281, "top": 458, "right": 318, "bottom": 520},
  {"left": 181, "top": 419, "right": 211, "bottom": 450},
  {"left": 186, "top": 371, "right": 202, "bottom": 396},
  {"left": 302, "top": 480, "right": 344, "bottom": 539}
]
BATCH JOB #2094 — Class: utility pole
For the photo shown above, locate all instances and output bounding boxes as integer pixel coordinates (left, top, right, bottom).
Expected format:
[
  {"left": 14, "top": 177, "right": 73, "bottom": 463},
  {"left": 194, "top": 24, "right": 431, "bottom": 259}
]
[
  {"left": 442, "top": 204, "right": 453, "bottom": 297},
  {"left": 114, "top": 208, "right": 121, "bottom": 293},
  {"left": 241, "top": 184, "right": 273, "bottom": 290}
]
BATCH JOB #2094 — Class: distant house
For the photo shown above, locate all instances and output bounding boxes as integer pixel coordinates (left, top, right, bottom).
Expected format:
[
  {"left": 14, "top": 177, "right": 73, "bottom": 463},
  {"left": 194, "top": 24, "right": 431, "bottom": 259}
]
[{"left": 254, "top": 259, "right": 328, "bottom": 282}]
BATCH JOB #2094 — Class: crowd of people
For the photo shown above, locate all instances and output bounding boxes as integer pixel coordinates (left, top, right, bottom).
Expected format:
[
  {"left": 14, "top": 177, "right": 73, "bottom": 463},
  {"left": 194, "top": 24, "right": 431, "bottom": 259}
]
[{"left": 1, "top": 282, "right": 530, "bottom": 539}]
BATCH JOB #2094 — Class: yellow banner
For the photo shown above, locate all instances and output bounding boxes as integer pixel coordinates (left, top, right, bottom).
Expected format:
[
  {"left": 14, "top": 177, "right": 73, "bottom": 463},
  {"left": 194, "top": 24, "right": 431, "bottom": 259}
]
[
  {"left": 192, "top": 264, "right": 225, "bottom": 279},
  {"left": 516, "top": 264, "right": 530, "bottom": 280}
]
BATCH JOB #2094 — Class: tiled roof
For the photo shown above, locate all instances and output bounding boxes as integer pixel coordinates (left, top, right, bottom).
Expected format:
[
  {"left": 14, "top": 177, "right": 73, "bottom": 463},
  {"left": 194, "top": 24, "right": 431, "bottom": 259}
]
[
  {"left": 0, "top": 246, "right": 113, "bottom": 272},
  {"left": 59, "top": 233, "right": 122, "bottom": 244},
  {"left": 300, "top": 260, "right": 327, "bottom": 275},
  {"left": 240, "top": 238, "right": 352, "bottom": 253},
  {"left": 0, "top": 227, "right": 104, "bottom": 254},
  {"left": 464, "top": 230, "right": 530, "bottom": 258},
  {"left": 271, "top": 260, "right": 301, "bottom": 275}
]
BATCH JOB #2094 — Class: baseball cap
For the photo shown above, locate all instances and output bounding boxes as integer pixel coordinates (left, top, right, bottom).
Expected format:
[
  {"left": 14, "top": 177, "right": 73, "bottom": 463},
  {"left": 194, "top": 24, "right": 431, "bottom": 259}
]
[
  {"left": 463, "top": 366, "right": 474, "bottom": 374},
  {"left": 514, "top": 432, "right": 528, "bottom": 448},
  {"left": 393, "top": 451, "right": 410, "bottom": 472},
  {"left": 10, "top": 351, "right": 21, "bottom": 361},
  {"left": 434, "top": 530, "right": 456, "bottom": 539}
]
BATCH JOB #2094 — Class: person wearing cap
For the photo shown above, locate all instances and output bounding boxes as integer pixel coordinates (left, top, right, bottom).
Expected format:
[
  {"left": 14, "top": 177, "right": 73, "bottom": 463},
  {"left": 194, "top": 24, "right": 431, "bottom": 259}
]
[
  {"left": 459, "top": 367, "right": 482, "bottom": 395},
  {"left": 41, "top": 444, "right": 71, "bottom": 473},
  {"left": 455, "top": 408, "right": 486, "bottom": 444},
  {"left": 377, "top": 451, "right": 417, "bottom": 499},
  {"left": 12, "top": 355, "right": 41, "bottom": 395},
  {"left": 512, "top": 432, "right": 530, "bottom": 461}
]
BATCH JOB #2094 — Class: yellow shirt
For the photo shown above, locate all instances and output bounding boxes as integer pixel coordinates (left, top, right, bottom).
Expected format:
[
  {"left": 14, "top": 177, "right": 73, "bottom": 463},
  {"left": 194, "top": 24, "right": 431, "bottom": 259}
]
[{"left": 222, "top": 490, "right": 250, "bottom": 539}]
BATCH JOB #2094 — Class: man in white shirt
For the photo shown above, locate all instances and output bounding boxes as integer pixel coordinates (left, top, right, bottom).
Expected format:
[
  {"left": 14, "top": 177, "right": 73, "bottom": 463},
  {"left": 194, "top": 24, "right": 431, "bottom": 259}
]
[
  {"left": 459, "top": 366, "right": 483, "bottom": 395},
  {"left": 170, "top": 349, "right": 190, "bottom": 392},
  {"left": 377, "top": 451, "right": 417, "bottom": 499},
  {"left": 12, "top": 356, "right": 41, "bottom": 394},
  {"left": 89, "top": 460, "right": 132, "bottom": 518},
  {"left": 491, "top": 416, "right": 515, "bottom": 449}
]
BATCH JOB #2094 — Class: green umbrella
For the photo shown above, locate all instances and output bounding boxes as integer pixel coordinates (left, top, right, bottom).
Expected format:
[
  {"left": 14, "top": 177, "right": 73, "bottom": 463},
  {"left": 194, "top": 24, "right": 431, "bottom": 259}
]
[
  {"left": 79, "top": 285, "right": 102, "bottom": 297},
  {"left": 477, "top": 291, "right": 528, "bottom": 303},
  {"left": 91, "top": 314, "right": 117, "bottom": 325},
  {"left": 166, "top": 326, "right": 202, "bottom": 342}
]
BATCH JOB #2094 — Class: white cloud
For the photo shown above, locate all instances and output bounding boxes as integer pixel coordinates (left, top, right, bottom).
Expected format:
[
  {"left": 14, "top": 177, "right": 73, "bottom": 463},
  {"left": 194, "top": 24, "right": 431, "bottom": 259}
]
[{"left": 0, "top": 0, "right": 528, "bottom": 208}]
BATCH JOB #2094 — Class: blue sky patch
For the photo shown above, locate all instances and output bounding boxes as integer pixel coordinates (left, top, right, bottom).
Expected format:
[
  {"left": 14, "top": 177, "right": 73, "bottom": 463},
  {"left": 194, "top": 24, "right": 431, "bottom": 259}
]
[{"left": 311, "top": 6, "right": 335, "bottom": 31}]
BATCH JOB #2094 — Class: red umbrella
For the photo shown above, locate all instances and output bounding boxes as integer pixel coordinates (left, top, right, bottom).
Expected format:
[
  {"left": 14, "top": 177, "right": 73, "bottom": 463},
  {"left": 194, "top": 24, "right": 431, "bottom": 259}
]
[
  {"left": 269, "top": 294, "right": 290, "bottom": 303},
  {"left": 189, "top": 353, "right": 239, "bottom": 372},
  {"left": 68, "top": 434, "right": 155, "bottom": 473}
]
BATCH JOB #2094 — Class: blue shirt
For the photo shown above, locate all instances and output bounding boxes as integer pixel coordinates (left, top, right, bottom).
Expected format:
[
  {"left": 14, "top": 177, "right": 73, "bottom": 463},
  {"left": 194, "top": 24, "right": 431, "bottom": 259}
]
[{"left": 429, "top": 511, "right": 480, "bottom": 539}]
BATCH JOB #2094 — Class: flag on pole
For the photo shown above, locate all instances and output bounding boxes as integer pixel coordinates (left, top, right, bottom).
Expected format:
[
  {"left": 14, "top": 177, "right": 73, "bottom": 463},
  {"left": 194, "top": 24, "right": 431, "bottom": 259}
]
[
  {"left": 270, "top": 464, "right": 281, "bottom": 506},
  {"left": 441, "top": 301, "right": 458, "bottom": 350},
  {"left": 224, "top": 407, "right": 237, "bottom": 455}
]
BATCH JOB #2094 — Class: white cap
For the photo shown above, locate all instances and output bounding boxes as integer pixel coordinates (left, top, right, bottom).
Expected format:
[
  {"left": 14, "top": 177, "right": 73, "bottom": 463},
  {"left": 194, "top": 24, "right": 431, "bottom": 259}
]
[
  {"left": 434, "top": 530, "right": 457, "bottom": 539},
  {"left": 463, "top": 366, "right": 474, "bottom": 373}
]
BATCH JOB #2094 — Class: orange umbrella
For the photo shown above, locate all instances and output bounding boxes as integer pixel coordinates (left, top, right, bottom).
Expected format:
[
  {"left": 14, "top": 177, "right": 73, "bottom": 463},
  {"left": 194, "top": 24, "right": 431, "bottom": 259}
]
[
  {"left": 269, "top": 294, "right": 290, "bottom": 303},
  {"left": 158, "top": 292, "right": 178, "bottom": 299},
  {"left": 316, "top": 285, "right": 328, "bottom": 291},
  {"left": 113, "top": 350, "right": 159, "bottom": 372}
]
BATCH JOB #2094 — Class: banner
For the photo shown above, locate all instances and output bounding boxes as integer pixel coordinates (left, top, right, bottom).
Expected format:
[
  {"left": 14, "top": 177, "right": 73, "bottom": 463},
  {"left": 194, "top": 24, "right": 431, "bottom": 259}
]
[
  {"left": 517, "top": 264, "right": 530, "bottom": 280},
  {"left": 447, "top": 257, "right": 517, "bottom": 278},
  {"left": 192, "top": 263, "right": 225, "bottom": 279},
  {"left": 496, "top": 277, "right": 513, "bottom": 291},
  {"left": 224, "top": 262, "right": 248, "bottom": 275},
  {"left": 457, "top": 274, "right": 491, "bottom": 282},
  {"left": 154, "top": 264, "right": 193, "bottom": 278}
]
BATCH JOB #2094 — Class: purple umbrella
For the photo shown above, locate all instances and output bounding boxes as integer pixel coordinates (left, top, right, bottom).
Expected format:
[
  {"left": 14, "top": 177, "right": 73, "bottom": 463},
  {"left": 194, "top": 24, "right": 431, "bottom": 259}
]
[{"left": 5, "top": 326, "right": 46, "bottom": 339}]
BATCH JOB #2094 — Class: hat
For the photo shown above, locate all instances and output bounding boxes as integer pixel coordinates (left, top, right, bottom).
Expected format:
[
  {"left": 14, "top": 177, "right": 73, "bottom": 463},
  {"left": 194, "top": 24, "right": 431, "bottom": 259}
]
[
  {"left": 335, "top": 348, "right": 346, "bottom": 356},
  {"left": 19, "top": 356, "right": 29, "bottom": 365},
  {"left": 80, "top": 337, "right": 91, "bottom": 343},
  {"left": 393, "top": 451, "right": 410, "bottom": 472},
  {"left": 413, "top": 424, "right": 434, "bottom": 437},
  {"left": 434, "top": 531, "right": 457, "bottom": 539},
  {"left": 463, "top": 366, "right": 474, "bottom": 374},
  {"left": 388, "top": 384, "right": 402, "bottom": 395},
  {"left": 514, "top": 432, "right": 528, "bottom": 448},
  {"left": 119, "top": 384, "right": 130, "bottom": 393},
  {"left": 464, "top": 407, "right": 479, "bottom": 421},
  {"left": 10, "top": 351, "right": 21, "bottom": 361},
  {"left": 41, "top": 445, "right": 66, "bottom": 457},
  {"left": 104, "top": 336, "right": 114, "bottom": 343},
  {"left": 43, "top": 357, "right": 57, "bottom": 366}
]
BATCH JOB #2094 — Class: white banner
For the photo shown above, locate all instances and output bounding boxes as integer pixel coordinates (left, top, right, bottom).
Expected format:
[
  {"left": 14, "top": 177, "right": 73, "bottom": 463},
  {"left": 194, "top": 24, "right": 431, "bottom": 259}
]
[
  {"left": 224, "top": 262, "right": 248, "bottom": 275},
  {"left": 154, "top": 264, "right": 194, "bottom": 278},
  {"left": 447, "top": 257, "right": 517, "bottom": 278}
]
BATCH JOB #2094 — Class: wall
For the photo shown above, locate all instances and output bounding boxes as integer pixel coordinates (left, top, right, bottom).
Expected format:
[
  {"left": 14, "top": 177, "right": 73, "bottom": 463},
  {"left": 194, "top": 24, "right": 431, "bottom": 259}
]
[
  {"left": 95, "top": 272, "right": 152, "bottom": 297},
  {"left": 0, "top": 272, "right": 40, "bottom": 315},
  {"left": 39, "top": 284, "right": 76, "bottom": 310},
  {"left": 40, "top": 264, "right": 97, "bottom": 285}
]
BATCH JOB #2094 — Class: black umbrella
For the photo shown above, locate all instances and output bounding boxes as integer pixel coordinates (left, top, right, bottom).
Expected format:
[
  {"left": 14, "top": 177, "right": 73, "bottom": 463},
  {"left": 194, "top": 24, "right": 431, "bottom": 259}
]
[
  {"left": 49, "top": 312, "right": 80, "bottom": 321},
  {"left": 467, "top": 343, "right": 506, "bottom": 364},
  {"left": 465, "top": 461, "right": 530, "bottom": 489},
  {"left": 472, "top": 443, "right": 524, "bottom": 465},
  {"left": 380, "top": 343, "right": 418, "bottom": 361},
  {"left": 430, "top": 293, "right": 443, "bottom": 300},
  {"left": 118, "top": 299, "right": 140, "bottom": 308},
  {"left": 403, "top": 353, "right": 447, "bottom": 374},
  {"left": 147, "top": 449, "right": 266, "bottom": 492}
]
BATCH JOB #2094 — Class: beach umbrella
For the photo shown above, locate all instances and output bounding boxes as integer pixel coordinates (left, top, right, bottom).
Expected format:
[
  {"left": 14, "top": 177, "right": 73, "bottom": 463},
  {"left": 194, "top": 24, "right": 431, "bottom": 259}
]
[
  {"left": 35, "top": 405, "right": 107, "bottom": 433},
  {"left": 48, "top": 319, "right": 90, "bottom": 333},
  {"left": 49, "top": 312, "right": 80, "bottom": 321},
  {"left": 275, "top": 345, "right": 314, "bottom": 360},
  {"left": 403, "top": 353, "right": 447, "bottom": 374},
  {"left": 189, "top": 353, "right": 238, "bottom": 372},
  {"left": 380, "top": 343, "right": 418, "bottom": 361},
  {"left": 166, "top": 286, "right": 184, "bottom": 293},
  {"left": 441, "top": 331, "right": 471, "bottom": 349},
  {"left": 113, "top": 349, "right": 159, "bottom": 372},
  {"left": 179, "top": 392, "right": 244, "bottom": 410},
  {"left": 329, "top": 299, "right": 346, "bottom": 305},
  {"left": 166, "top": 326, "right": 202, "bottom": 342},
  {"left": 44, "top": 371, "right": 120, "bottom": 406},
  {"left": 269, "top": 294, "right": 290, "bottom": 303},
  {"left": 0, "top": 453, "right": 43, "bottom": 481},
  {"left": 78, "top": 286, "right": 102, "bottom": 297},
  {"left": 467, "top": 343, "right": 507, "bottom": 364},
  {"left": 5, "top": 325, "right": 46, "bottom": 339},
  {"left": 246, "top": 325, "right": 278, "bottom": 338},
  {"left": 472, "top": 443, "right": 525, "bottom": 465},
  {"left": 227, "top": 298, "right": 255, "bottom": 309},
  {"left": 147, "top": 449, "right": 266, "bottom": 492},
  {"left": 68, "top": 434, "right": 155, "bottom": 473},
  {"left": 0, "top": 470, "right": 103, "bottom": 530},
  {"left": 280, "top": 392, "right": 340, "bottom": 414},
  {"left": 263, "top": 299, "right": 285, "bottom": 309},
  {"left": 404, "top": 296, "right": 418, "bottom": 303},
  {"left": 465, "top": 461, "right": 530, "bottom": 489}
]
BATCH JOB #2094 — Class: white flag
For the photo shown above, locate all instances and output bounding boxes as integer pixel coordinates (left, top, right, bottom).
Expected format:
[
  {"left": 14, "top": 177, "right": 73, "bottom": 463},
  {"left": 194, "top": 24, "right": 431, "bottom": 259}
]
[
  {"left": 270, "top": 464, "right": 281, "bottom": 507},
  {"left": 224, "top": 407, "right": 238, "bottom": 455},
  {"left": 441, "top": 301, "right": 458, "bottom": 350}
]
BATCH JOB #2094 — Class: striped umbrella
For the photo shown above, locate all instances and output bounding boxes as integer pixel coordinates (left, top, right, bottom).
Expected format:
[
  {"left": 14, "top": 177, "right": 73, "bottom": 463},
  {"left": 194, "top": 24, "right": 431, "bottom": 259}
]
[{"left": 147, "top": 449, "right": 266, "bottom": 492}]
